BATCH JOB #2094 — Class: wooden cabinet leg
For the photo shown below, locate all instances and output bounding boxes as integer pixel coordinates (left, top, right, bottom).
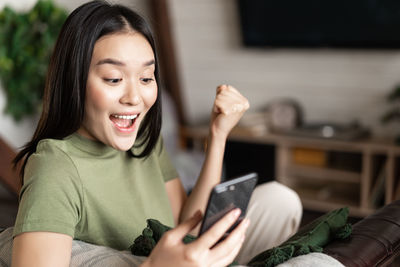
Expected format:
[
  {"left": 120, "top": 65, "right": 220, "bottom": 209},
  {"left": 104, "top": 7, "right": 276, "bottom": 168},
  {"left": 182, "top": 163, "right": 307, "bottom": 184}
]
[
  {"left": 386, "top": 153, "right": 395, "bottom": 204},
  {"left": 361, "top": 150, "right": 372, "bottom": 210}
]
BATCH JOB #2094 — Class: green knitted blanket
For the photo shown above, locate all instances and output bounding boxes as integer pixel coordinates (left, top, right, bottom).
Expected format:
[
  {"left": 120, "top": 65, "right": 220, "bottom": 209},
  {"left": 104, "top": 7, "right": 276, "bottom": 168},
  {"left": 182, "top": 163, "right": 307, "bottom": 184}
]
[{"left": 130, "top": 207, "right": 352, "bottom": 267}]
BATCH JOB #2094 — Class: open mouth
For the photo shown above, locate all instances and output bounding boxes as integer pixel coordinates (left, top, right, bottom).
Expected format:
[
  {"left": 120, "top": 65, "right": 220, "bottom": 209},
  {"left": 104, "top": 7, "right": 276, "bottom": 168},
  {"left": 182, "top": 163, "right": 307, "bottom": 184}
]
[{"left": 110, "top": 114, "right": 139, "bottom": 131}]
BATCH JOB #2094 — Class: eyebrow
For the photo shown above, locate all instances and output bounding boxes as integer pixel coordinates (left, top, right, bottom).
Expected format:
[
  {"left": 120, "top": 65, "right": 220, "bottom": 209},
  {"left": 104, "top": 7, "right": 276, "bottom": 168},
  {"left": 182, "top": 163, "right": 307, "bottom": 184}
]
[
  {"left": 96, "top": 58, "right": 155, "bottom": 67},
  {"left": 143, "top": 59, "right": 155, "bottom": 67}
]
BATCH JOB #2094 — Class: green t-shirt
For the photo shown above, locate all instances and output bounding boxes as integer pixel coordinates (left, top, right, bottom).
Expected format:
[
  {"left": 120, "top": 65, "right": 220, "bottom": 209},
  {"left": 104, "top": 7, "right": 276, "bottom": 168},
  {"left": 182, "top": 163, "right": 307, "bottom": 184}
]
[{"left": 13, "top": 133, "right": 178, "bottom": 250}]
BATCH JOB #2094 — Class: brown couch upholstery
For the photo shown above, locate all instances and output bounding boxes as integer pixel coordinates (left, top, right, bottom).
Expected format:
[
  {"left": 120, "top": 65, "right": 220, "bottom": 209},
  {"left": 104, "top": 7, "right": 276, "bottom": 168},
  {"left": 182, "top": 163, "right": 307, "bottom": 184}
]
[{"left": 324, "top": 200, "right": 400, "bottom": 267}]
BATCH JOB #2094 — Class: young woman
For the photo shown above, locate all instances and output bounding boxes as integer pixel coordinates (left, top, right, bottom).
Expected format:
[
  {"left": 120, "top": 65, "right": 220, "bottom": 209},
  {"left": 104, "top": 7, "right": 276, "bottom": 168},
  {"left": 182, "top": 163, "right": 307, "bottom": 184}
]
[{"left": 11, "top": 1, "right": 302, "bottom": 266}]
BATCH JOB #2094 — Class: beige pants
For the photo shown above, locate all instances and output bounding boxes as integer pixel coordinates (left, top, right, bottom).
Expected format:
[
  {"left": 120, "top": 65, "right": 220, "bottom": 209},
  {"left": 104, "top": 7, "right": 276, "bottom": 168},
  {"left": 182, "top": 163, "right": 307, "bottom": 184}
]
[{"left": 235, "top": 181, "right": 303, "bottom": 264}]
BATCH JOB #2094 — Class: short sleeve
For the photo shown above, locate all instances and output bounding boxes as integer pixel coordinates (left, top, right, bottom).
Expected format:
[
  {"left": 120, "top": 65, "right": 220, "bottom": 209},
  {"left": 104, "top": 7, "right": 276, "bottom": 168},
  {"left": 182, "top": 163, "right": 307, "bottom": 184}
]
[
  {"left": 155, "top": 136, "right": 179, "bottom": 182},
  {"left": 13, "top": 141, "right": 83, "bottom": 238}
]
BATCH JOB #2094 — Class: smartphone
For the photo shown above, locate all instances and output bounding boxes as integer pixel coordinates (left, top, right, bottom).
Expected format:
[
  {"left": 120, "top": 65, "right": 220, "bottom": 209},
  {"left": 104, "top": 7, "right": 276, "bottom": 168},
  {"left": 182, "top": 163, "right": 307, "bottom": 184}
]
[{"left": 199, "top": 172, "right": 258, "bottom": 237}]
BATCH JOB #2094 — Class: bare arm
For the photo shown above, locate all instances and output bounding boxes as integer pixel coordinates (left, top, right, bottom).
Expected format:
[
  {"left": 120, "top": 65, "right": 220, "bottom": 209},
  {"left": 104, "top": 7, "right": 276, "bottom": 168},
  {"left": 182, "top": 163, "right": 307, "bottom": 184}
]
[
  {"left": 165, "top": 178, "right": 187, "bottom": 226},
  {"left": 179, "top": 132, "right": 226, "bottom": 223},
  {"left": 12, "top": 232, "right": 72, "bottom": 267},
  {"left": 166, "top": 85, "right": 249, "bottom": 227}
]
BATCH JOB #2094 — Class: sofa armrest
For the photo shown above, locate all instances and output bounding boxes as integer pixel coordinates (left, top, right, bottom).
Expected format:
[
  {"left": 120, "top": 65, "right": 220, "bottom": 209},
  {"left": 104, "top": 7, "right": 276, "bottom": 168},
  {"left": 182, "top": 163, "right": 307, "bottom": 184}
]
[{"left": 324, "top": 200, "right": 400, "bottom": 267}]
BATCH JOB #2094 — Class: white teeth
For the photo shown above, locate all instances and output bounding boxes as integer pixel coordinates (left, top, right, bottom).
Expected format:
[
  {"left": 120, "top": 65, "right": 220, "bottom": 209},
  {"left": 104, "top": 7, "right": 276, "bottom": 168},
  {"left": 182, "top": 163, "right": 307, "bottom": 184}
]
[{"left": 113, "top": 114, "right": 138, "bottom": 119}]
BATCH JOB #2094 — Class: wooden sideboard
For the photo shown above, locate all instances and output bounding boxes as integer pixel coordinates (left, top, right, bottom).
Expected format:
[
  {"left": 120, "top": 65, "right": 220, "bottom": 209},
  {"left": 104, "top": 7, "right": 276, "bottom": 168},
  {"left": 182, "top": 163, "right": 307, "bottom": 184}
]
[{"left": 183, "top": 126, "right": 400, "bottom": 217}]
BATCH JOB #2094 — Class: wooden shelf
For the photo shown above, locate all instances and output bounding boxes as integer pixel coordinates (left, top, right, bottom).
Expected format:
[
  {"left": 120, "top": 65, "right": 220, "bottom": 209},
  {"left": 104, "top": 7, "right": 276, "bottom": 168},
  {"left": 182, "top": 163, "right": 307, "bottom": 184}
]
[
  {"left": 183, "top": 125, "right": 400, "bottom": 217},
  {"left": 284, "top": 181, "right": 371, "bottom": 217},
  {"left": 287, "top": 164, "right": 361, "bottom": 184},
  {"left": 300, "top": 198, "right": 373, "bottom": 218}
]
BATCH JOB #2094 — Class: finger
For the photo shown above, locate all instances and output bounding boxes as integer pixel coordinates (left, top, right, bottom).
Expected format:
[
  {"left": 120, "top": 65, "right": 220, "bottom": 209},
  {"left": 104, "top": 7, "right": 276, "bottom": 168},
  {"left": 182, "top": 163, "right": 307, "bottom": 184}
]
[
  {"left": 211, "top": 218, "right": 249, "bottom": 257},
  {"left": 216, "top": 84, "right": 228, "bottom": 94},
  {"left": 213, "top": 98, "right": 231, "bottom": 115},
  {"left": 225, "top": 85, "right": 243, "bottom": 98},
  {"left": 214, "top": 102, "right": 245, "bottom": 116},
  {"left": 225, "top": 86, "right": 250, "bottom": 110},
  {"left": 216, "top": 85, "right": 240, "bottom": 97},
  {"left": 223, "top": 89, "right": 250, "bottom": 110},
  {"left": 213, "top": 94, "right": 236, "bottom": 114},
  {"left": 215, "top": 89, "right": 249, "bottom": 109},
  {"left": 216, "top": 84, "right": 239, "bottom": 94},
  {"left": 211, "top": 241, "right": 242, "bottom": 267},
  {"left": 171, "top": 210, "right": 203, "bottom": 240},
  {"left": 215, "top": 92, "right": 243, "bottom": 105},
  {"left": 196, "top": 208, "right": 241, "bottom": 248},
  {"left": 214, "top": 96, "right": 249, "bottom": 115},
  {"left": 214, "top": 85, "right": 250, "bottom": 115},
  {"left": 218, "top": 85, "right": 244, "bottom": 102},
  {"left": 208, "top": 219, "right": 249, "bottom": 266}
]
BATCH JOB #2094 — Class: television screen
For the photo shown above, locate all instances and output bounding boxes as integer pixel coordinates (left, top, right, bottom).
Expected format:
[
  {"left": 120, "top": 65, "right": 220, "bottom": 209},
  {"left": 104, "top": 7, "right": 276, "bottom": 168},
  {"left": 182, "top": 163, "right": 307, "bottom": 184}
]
[{"left": 238, "top": 0, "right": 400, "bottom": 48}]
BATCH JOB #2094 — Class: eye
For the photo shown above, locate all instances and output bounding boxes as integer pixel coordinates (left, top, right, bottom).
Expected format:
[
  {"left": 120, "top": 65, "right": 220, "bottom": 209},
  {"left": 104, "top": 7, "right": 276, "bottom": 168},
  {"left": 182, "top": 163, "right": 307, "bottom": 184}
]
[
  {"left": 104, "top": 78, "right": 122, "bottom": 84},
  {"left": 140, "top": 78, "right": 154, "bottom": 84}
]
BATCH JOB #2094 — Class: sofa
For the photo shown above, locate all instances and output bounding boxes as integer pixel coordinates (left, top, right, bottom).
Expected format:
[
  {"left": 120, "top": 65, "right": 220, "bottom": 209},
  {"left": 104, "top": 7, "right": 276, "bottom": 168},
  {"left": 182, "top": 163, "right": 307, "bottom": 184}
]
[
  {"left": 324, "top": 199, "right": 400, "bottom": 267},
  {"left": 1, "top": 200, "right": 399, "bottom": 266}
]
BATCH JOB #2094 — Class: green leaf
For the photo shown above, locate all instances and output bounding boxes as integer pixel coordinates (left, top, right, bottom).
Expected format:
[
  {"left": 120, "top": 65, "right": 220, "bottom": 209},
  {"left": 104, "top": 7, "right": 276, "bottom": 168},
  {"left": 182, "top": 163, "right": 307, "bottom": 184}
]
[
  {"left": 387, "top": 86, "right": 400, "bottom": 102},
  {"left": 381, "top": 109, "right": 400, "bottom": 124},
  {"left": 0, "top": 0, "right": 68, "bottom": 121}
]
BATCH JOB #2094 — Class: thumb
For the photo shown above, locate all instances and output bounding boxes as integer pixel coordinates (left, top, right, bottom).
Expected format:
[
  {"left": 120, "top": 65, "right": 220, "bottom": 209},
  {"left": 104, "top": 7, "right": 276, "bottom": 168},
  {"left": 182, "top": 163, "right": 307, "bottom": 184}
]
[
  {"left": 213, "top": 105, "right": 221, "bottom": 114},
  {"left": 213, "top": 84, "right": 228, "bottom": 114},
  {"left": 170, "top": 210, "right": 203, "bottom": 239}
]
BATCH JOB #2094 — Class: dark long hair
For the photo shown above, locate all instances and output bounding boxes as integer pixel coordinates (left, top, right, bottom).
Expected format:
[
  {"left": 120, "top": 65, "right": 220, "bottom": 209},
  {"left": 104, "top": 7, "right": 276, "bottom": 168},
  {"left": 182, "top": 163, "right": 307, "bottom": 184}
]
[{"left": 14, "top": 0, "right": 162, "bottom": 179}]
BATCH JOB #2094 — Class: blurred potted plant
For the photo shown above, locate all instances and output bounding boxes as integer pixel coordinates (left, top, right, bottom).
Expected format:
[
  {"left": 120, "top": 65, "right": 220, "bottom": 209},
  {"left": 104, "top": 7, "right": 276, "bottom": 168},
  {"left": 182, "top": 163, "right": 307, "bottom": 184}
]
[
  {"left": 0, "top": 0, "right": 67, "bottom": 121},
  {"left": 381, "top": 85, "right": 400, "bottom": 145}
]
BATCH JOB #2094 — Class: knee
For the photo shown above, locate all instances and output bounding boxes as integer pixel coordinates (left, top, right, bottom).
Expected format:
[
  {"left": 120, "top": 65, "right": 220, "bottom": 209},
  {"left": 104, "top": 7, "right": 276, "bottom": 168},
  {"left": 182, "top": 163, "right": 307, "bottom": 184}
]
[
  {"left": 273, "top": 182, "right": 302, "bottom": 217},
  {"left": 251, "top": 181, "right": 303, "bottom": 225}
]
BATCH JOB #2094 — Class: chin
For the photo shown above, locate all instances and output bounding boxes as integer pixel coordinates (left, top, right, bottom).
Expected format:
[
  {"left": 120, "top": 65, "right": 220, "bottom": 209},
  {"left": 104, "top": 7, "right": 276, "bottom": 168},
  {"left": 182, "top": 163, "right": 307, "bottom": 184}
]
[
  {"left": 112, "top": 144, "right": 134, "bottom": 151},
  {"left": 109, "top": 135, "right": 137, "bottom": 151},
  {"left": 110, "top": 140, "right": 135, "bottom": 151}
]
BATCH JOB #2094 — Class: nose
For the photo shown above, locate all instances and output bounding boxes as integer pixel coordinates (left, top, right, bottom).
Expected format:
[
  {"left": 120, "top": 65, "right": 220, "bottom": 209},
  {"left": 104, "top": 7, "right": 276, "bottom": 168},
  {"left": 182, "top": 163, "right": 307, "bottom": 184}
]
[{"left": 120, "top": 82, "right": 141, "bottom": 106}]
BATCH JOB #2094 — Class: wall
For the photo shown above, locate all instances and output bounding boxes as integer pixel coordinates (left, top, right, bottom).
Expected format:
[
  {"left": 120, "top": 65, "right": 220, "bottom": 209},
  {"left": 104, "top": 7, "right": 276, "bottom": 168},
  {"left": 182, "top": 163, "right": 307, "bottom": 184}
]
[
  {"left": 1, "top": 0, "right": 399, "bottom": 149},
  {"left": 169, "top": 0, "right": 400, "bottom": 137},
  {"left": 0, "top": 0, "right": 148, "bottom": 149}
]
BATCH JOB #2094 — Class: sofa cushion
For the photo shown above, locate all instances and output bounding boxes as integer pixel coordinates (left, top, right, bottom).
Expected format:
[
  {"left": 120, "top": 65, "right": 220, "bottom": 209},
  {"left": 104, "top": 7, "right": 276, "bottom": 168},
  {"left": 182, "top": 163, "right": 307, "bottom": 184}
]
[
  {"left": 324, "top": 200, "right": 400, "bottom": 267},
  {"left": 276, "top": 252, "right": 344, "bottom": 267},
  {"left": 0, "top": 227, "right": 146, "bottom": 267}
]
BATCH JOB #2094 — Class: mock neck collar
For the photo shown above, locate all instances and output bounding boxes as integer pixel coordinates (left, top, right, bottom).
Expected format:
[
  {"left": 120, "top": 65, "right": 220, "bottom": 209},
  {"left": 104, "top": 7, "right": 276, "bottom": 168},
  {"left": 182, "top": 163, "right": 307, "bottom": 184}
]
[{"left": 66, "top": 133, "right": 120, "bottom": 157}]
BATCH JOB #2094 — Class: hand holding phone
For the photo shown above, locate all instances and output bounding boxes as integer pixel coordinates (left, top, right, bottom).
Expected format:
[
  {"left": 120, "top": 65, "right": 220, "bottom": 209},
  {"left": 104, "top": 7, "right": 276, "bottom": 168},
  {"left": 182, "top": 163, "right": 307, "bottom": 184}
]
[{"left": 199, "top": 173, "right": 258, "bottom": 237}]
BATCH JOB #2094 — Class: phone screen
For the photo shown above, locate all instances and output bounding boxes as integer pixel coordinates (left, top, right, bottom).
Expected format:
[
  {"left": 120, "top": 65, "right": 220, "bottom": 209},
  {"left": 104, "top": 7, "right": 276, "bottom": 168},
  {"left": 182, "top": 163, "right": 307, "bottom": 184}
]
[{"left": 199, "top": 173, "right": 258, "bottom": 236}]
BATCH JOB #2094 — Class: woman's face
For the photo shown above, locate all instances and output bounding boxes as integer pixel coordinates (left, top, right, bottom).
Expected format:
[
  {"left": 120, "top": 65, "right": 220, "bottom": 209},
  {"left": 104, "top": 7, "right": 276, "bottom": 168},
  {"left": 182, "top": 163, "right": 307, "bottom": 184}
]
[{"left": 78, "top": 32, "right": 158, "bottom": 151}]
